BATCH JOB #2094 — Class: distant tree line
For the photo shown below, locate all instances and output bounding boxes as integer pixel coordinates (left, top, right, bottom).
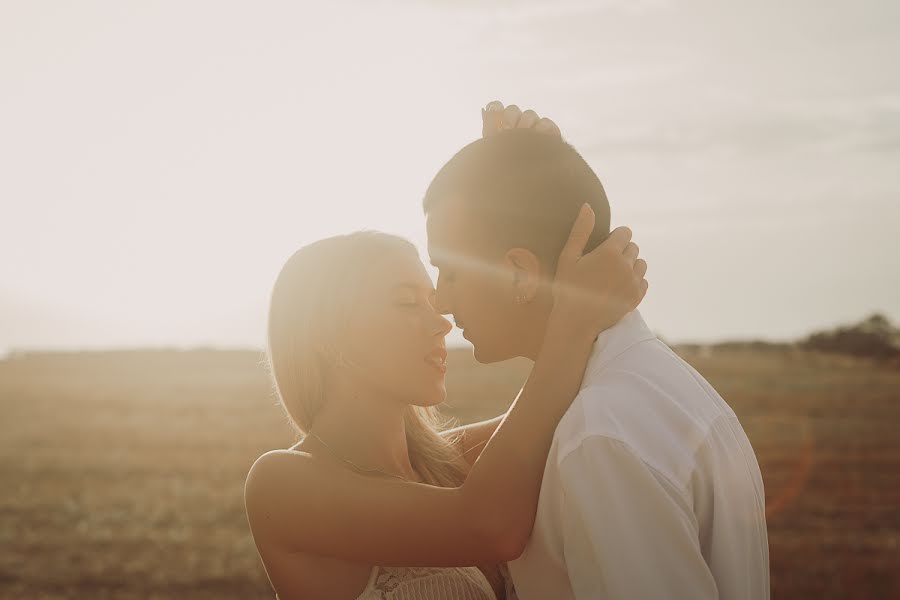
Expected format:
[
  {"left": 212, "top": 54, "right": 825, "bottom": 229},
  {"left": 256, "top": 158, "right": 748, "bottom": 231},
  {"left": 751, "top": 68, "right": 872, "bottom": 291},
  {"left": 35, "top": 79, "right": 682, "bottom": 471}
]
[{"left": 802, "top": 313, "right": 900, "bottom": 359}]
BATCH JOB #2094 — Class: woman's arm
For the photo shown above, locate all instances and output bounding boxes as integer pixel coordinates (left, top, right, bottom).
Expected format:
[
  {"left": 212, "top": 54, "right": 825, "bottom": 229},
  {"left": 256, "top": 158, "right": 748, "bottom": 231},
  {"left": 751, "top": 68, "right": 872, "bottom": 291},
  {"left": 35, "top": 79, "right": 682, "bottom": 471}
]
[
  {"left": 245, "top": 321, "right": 594, "bottom": 567},
  {"left": 244, "top": 208, "right": 647, "bottom": 568}
]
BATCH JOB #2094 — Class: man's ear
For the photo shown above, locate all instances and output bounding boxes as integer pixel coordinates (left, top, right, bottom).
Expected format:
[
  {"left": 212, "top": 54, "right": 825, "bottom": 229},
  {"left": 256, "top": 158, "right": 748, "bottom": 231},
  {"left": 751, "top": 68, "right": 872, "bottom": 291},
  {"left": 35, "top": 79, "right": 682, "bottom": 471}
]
[{"left": 503, "top": 248, "right": 541, "bottom": 302}]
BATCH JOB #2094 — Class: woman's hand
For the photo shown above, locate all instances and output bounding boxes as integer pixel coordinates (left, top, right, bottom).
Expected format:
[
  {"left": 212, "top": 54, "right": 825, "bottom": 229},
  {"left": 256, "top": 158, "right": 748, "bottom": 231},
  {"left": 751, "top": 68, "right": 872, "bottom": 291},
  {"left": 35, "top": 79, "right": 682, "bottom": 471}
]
[
  {"left": 481, "top": 100, "right": 562, "bottom": 138},
  {"left": 551, "top": 204, "right": 648, "bottom": 337}
]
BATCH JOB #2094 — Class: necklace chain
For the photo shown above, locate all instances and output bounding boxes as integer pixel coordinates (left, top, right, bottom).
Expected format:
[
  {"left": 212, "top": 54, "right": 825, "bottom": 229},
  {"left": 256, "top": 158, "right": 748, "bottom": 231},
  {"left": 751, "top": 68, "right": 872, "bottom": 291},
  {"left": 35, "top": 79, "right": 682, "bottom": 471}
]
[{"left": 305, "top": 430, "right": 415, "bottom": 482}]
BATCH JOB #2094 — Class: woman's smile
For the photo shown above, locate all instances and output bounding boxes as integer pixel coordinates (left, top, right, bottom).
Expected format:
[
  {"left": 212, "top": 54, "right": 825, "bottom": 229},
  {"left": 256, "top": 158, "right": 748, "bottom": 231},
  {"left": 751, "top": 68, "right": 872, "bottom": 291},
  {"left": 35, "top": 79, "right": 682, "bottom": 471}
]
[{"left": 424, "top": 347, "right": 448, "bottom": 374}]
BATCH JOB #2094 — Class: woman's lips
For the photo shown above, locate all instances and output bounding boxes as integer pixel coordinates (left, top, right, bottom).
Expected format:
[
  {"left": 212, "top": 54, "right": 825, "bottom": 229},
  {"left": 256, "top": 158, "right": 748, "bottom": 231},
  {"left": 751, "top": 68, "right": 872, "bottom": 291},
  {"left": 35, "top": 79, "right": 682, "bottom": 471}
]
[{"left": 424, "top": 347, "right": 447, "bottom": 373}]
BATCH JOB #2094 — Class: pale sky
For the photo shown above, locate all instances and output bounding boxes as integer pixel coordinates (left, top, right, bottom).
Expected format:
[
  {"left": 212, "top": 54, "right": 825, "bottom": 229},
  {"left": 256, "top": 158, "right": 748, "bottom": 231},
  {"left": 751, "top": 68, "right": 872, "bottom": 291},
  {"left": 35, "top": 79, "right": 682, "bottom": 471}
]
[{"left": 2, "top": 0, "right": 898, "bottom": 354}]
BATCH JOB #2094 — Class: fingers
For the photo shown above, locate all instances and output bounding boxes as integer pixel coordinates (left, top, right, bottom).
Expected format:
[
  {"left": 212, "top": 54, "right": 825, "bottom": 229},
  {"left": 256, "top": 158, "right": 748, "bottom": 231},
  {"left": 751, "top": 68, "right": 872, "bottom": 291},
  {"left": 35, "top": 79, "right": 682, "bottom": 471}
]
[
  {"left": 518, "top": 109, "right": 540, "bottom": 129},
  {"left": 637, "top": 278, "right": 649, "bottom": 303},
  {"left": 482, "top": 101, "right": 505, "bottom": 137},
  {"left": 634, "top": 258, "right": 648, "bottom": 279},
  {"left": 560, "top": 204, "right": 596, "bottom": 261},
  {"left": 602, "top": 225, "right": 633, "bottom": 253},
  {"left": 502, "top": 104, "right": 522, "bottom": 129},
  {"left": 633, "top": 257, "right": 649, "bottom": 306},
  {"left": 482, "top": 101, "right": 525, "bottom": 136},
  {"left": 534, "top": 117, "right": 562, "bottom": 137},
  {"left": 482, "top": 101, "right": 562, "bottom": 138},
  {"left": 623, "top": 241, "right": 639, "bottom": 264}
]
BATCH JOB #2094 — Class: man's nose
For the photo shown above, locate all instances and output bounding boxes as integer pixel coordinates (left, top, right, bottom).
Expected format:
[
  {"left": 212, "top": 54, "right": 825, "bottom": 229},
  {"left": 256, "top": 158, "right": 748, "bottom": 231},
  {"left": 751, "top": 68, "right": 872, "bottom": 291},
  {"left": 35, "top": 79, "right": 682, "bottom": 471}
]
[{"left": 433, "top": 283, "right": 452, "bottom": 315}]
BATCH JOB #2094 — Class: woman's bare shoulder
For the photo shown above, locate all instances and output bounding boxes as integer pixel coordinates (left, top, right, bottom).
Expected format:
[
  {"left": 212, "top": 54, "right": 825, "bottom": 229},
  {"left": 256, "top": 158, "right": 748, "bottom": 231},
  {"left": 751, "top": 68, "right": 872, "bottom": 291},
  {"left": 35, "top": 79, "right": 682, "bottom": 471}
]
[
  {"left": 244, "top": 448, "right": 328, "bottom": 518},
  {"left": 246, "top": 446, "right": 321, "bottom": 488},
  {"left": 245, "top": 450, "right": 374, "bottom": 598}
]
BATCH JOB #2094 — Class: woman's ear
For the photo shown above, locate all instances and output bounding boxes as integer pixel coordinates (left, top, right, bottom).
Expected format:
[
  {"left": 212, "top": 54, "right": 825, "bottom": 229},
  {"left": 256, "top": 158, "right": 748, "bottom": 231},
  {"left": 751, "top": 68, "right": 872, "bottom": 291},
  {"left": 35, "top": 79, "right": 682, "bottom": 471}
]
[{"left": 504, "top": 248, "right": 541, "bottom": 303}]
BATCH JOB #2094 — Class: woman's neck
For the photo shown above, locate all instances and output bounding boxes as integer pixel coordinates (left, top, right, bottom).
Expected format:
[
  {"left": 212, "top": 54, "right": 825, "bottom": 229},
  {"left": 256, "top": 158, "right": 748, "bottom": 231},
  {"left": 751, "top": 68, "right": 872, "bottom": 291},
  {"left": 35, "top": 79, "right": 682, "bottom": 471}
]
[{"left": 306, "top": 376, "right": 418, "bottom": 481}]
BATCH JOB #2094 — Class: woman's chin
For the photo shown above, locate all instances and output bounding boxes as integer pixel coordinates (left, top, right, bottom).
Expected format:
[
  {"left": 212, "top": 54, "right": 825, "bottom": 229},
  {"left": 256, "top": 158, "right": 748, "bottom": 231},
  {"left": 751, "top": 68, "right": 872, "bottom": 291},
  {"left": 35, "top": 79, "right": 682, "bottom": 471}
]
[{"left": 410, "top": 385, "right": 446, "bottom": 408}]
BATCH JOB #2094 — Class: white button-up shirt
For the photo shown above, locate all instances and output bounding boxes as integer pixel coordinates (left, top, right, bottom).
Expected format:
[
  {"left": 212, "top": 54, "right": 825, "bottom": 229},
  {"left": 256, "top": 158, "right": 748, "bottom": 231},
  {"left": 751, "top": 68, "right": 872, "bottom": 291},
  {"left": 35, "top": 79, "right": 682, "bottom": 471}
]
[{"left": 508, "top": 310, "right": 769, "bottom": 599}]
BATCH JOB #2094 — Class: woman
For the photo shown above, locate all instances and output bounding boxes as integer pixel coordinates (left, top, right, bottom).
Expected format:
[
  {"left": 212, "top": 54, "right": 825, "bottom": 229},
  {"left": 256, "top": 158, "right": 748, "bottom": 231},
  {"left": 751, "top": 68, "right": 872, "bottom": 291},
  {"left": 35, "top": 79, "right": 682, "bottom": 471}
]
[{"left": 244, "top": 198, "right": 647, "bottom": 599}]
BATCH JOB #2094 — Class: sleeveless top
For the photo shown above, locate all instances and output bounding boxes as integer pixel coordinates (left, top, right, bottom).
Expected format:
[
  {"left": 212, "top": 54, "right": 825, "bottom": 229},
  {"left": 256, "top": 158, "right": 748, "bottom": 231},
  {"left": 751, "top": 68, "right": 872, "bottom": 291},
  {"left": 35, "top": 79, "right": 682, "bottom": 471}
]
[
  {"left": 357, "top": 565, "right": 498, "bottom": 599},
  {"left": 275, "top": 563, "right": 517, "bottom": 599}
]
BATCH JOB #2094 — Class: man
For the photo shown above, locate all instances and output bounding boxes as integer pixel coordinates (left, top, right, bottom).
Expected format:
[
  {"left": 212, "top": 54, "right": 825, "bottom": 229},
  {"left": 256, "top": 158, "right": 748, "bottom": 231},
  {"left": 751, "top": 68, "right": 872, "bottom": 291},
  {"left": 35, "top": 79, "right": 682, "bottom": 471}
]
[{"left": 424, "top": 103, "right": 770, "bottom": 599}]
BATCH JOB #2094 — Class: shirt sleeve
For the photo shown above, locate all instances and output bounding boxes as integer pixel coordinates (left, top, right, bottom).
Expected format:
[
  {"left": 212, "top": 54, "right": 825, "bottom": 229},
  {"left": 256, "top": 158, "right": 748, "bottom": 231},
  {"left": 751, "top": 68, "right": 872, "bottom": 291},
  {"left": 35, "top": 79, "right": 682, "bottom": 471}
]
[
  {"left": 558, "top": 435, "right": 719, "bottom": 600},
  {"left": 692, "top": 415, "right": 770, "bottom": 600}
]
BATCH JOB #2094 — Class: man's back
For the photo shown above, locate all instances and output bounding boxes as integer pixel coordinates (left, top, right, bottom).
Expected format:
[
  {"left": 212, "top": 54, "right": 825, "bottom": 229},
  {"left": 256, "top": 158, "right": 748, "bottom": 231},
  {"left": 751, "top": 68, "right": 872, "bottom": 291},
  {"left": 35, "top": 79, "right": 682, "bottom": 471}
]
[{"left": 508, "top": 310, "right": 770, "bottom": 599}]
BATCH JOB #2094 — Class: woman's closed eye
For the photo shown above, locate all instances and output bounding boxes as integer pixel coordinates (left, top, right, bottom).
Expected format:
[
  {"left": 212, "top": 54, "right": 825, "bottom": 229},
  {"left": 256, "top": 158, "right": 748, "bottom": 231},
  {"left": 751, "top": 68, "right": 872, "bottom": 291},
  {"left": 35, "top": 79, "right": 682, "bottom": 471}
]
[
  {"left": 395, "top": 297, "right": 440, "bottom": 313},
  {"left": 395, "top": 294, "right": 432, "bottom": 308},
  {"left": 391, "top": 283, "right": 438, "bottom": 310}
]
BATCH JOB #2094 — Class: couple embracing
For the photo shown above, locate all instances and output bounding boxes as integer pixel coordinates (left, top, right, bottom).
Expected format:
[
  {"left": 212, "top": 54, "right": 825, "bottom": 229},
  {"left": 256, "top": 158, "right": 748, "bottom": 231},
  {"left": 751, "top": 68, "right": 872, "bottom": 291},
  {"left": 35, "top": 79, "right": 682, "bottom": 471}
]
[{"left": 244, "top": 103, "right": 769, "bottom": 600}]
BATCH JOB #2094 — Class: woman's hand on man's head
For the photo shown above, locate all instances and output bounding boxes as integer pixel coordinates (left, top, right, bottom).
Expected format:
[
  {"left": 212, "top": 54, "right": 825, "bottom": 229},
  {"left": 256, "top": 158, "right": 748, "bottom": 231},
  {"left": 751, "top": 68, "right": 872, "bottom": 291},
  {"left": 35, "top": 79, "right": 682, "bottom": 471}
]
[
  {"left": 481, "top": 101, "right": 562, "bottom": 138},
  {"left": 551, "top": 204, "right": 648, "bottom": 337}
]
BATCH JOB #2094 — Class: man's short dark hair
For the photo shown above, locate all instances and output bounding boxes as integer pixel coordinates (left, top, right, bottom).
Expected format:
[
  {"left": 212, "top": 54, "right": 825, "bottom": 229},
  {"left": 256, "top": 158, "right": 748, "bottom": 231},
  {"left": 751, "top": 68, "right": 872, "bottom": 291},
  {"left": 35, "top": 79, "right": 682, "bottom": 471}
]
[{"left": 423, "top": 129, "right": 610, "bottom": 271}]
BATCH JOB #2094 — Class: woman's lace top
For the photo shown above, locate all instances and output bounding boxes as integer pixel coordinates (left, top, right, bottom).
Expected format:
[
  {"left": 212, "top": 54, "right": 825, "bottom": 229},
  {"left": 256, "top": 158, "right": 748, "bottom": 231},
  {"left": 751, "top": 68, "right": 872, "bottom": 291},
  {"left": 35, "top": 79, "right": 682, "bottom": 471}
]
[
  {"left": 357, "top": 565, "right": 498, "bottom": 600},
  {"left": 273, "top": 563, "right": 517, "bottom": 599}
]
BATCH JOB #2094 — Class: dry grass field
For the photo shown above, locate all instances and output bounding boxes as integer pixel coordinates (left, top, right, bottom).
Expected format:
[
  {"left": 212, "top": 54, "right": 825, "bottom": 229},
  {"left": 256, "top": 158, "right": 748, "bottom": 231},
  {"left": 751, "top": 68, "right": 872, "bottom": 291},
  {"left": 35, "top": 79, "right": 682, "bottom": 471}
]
[{"left": 1, "top": 346, "right": 898, "bottom": 599}]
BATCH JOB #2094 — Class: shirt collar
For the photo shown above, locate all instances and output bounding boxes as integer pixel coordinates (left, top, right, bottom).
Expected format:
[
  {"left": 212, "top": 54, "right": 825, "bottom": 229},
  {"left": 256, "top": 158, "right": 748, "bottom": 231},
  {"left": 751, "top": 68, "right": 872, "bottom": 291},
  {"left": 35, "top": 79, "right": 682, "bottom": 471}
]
[{"left": 581, "top": 310, "right": 657, "bottom": 386}]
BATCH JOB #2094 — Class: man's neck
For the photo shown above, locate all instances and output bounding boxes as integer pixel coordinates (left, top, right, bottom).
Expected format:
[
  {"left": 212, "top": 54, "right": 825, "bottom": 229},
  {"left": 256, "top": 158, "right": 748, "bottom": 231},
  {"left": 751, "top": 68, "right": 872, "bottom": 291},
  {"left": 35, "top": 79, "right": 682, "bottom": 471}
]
[{"left": 517, "top": 307, "right": 553, "bottom": 361}]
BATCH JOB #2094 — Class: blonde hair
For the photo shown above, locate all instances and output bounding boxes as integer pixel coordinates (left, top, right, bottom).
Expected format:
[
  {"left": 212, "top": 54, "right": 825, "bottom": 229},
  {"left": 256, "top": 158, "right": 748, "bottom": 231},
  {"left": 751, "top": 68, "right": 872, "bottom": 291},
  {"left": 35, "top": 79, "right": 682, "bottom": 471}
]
[{"left": 266, "top": 230, "right": 469, "bottom": 487}]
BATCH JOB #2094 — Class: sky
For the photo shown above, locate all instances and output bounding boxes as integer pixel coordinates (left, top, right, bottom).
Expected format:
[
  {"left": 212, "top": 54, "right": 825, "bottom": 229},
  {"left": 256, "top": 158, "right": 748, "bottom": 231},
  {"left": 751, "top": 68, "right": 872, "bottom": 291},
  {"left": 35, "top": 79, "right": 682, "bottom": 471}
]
[{"left": 1, "top": 0, "right": 898, "bottom": 354}]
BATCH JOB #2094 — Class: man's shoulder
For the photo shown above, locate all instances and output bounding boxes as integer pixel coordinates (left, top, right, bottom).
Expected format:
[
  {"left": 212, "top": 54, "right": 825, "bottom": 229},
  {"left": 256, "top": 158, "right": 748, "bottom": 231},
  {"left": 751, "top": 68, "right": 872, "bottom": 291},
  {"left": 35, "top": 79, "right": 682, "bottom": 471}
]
[{"left": 553, "top": 338, "right": 734, "bottom": 487}]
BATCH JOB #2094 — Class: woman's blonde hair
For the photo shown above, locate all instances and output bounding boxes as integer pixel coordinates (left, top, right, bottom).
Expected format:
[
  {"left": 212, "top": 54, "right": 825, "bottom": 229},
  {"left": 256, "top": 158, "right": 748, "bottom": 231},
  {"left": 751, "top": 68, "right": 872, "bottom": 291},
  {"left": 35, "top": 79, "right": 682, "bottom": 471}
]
[{"left": 266, "top": 230, "right": 469, "bottom": 487}]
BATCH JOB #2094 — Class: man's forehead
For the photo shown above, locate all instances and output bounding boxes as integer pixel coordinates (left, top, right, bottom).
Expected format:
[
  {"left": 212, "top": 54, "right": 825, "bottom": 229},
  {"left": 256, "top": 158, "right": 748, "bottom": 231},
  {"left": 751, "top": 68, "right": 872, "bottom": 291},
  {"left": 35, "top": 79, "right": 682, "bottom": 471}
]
[
  {"left": 425, "top": 208, "right": 454, "bottom": 259},
  {"left": 426, "top": 200, "right": 477, "bottom": 260},
  {"left": 426, "top": 199, "right": 463, "bottom": 231}
]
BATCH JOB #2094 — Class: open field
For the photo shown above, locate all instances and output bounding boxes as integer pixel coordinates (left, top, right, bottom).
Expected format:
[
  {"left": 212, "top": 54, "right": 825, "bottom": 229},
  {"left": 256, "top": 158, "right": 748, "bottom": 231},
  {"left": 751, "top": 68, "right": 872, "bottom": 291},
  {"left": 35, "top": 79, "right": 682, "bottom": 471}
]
[{"left": 1, "top": 347, "right": 898, "bottom": 598}]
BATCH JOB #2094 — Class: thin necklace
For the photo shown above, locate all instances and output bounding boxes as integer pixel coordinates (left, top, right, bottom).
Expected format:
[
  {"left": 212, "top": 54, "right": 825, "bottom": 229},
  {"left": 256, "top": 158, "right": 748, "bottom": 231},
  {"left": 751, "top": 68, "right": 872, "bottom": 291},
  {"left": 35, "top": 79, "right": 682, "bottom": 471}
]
[{"left": 305, "top": 430, "right": 417, "bottom": 483}]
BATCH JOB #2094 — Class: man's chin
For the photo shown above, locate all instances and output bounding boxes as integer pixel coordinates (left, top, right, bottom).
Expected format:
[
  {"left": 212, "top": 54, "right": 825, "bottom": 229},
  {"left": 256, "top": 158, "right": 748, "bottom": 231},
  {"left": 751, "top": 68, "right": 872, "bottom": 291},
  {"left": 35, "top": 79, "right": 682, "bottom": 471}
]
[{"left": 471, "top": 341, "right": 506, "bottom": 365}]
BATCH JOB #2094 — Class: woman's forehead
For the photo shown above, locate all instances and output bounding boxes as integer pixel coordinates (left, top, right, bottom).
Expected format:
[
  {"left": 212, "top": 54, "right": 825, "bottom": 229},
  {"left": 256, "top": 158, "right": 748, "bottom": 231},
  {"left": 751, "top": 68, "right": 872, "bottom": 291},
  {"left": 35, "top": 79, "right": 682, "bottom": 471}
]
[{"left": 367, "top": 249, "right": 433, "bottom": 291}]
